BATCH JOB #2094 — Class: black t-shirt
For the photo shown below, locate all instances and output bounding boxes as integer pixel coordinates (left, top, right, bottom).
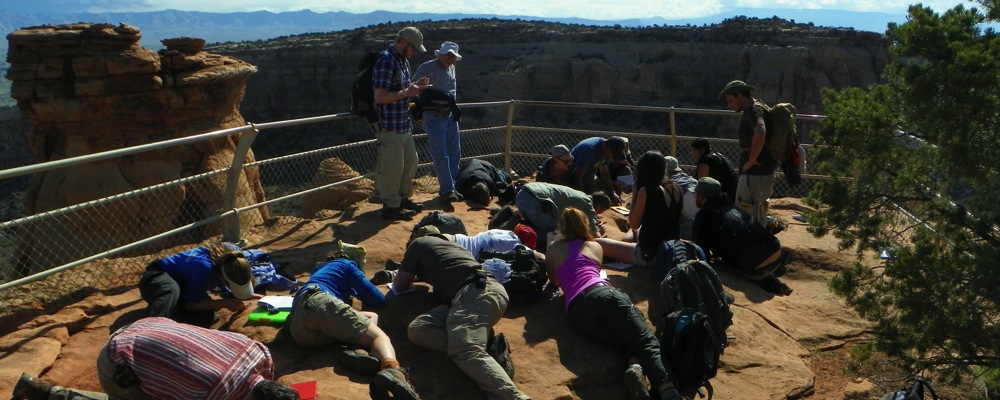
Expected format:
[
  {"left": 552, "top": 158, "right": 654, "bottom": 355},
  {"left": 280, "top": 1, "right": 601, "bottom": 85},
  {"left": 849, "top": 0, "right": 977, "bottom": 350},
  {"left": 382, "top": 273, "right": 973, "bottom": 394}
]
[
  {"left": 401, "top": 236, "right": 481, "bottom": 303},
  {"left": 738, "top": 102, "right": 777, "bottom": 175},
  {"left": 456, "top": 159, "right": 508, "bottom": 196}
]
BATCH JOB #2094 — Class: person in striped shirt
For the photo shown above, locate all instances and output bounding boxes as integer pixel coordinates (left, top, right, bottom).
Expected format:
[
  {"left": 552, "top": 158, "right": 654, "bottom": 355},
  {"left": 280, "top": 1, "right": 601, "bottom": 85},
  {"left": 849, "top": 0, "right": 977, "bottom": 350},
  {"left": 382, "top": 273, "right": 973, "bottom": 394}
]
[{"left": 12, "top": 317, "right": 298, "bottom": 400}]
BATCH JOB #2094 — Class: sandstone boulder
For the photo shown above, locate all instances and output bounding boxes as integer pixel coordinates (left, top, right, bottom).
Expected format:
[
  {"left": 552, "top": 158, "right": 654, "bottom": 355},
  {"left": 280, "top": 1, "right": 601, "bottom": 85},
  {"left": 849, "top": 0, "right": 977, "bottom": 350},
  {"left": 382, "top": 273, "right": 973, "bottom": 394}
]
[{"left": 5, "top": 23, "right": 267, "bottom": 274}]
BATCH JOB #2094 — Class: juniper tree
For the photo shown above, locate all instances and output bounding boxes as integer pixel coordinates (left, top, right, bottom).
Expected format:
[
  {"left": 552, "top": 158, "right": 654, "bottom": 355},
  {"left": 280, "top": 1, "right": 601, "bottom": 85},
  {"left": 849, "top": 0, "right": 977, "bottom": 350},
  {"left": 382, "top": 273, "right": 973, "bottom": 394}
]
[{"left": 806, "top": 0, "right": 1000, "bottom": 386}]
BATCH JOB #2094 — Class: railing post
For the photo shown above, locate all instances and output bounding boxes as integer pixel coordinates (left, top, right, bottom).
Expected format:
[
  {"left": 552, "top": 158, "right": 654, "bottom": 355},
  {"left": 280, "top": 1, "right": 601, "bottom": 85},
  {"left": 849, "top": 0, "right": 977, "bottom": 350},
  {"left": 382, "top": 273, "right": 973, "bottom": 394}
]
[
  {"left": 223, "top": 125, "right": 259, "bottom": 244},
  {"left": 504, "top": 100, "right": 517, "bottom": 172},
  {"left": 669, "top": 108, "right": 678, "bottom": 157}
]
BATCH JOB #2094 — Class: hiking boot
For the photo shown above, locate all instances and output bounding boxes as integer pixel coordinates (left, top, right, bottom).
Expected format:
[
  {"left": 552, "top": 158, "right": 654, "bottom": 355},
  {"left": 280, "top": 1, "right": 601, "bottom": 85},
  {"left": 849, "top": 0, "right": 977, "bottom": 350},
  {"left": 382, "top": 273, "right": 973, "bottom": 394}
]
[
  {"left": 382, "top": 206, "right": 416, "bottom": 221},
  {"left": 441, "top": 192, "right": 464, "bottom": 203},
  {"left": 370, "top": 269, "right": 397, "bottom": 285},
  {"left": 659, "top": 386, "right": 689, "bottom": 400},
  {"left": 487, "top": 332, "right": 515, "bottom": 379},
  {"left": 370, "top": 367, "right": 419, "bottom": 400},
  {"left": 756, "top": 275, "right": 793, "bottom": 296},
  {"left": 338, "top": 349, "right": 380, "bottom": 376},
  {"left": 385, "top": 259, "right": 401, "bottom": 271},
  {"left": 400, "top": 198, "right": 424, "bottom": 212},
  {"left": 623, "top": 364, "right": 651, "bottom": 400},
  {"left": 12, "top": 373, "right": 53, "bottom": 400}
]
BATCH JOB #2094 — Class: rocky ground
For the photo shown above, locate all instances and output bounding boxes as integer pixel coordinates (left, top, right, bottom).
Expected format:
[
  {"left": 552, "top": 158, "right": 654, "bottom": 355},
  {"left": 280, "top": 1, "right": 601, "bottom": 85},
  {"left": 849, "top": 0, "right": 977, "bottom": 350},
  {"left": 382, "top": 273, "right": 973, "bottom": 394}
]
[{"left": 0, "top": 190, "right": 889, "bottom": 399}]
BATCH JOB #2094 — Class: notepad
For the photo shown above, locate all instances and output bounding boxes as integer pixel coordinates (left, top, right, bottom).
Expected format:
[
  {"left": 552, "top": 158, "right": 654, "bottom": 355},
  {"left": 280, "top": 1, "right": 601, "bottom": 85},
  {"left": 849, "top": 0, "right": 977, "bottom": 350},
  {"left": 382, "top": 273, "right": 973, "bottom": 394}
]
[
  {"left": 388, "top": 282, "right": 416, "bottom": 295},
  {"left": 604, "top": 261, "right": 634, "bottom": 271},
  {"left": 258, "top": 295, "right": 294, "bottom": 311}
]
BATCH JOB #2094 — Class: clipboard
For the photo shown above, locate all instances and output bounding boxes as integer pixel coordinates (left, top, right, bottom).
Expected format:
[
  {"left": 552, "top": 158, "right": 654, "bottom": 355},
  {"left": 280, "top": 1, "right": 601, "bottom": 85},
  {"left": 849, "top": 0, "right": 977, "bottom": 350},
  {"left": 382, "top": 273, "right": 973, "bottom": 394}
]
[{"left": 247, "top": 306, "right": 290, "bottom": 324}]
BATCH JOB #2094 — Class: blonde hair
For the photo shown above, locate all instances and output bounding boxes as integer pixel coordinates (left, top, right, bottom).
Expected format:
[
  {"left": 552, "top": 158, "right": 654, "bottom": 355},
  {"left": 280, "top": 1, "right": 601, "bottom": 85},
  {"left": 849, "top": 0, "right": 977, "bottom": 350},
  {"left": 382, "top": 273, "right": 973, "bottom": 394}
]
[
  {"left": 205, "top": 242, "right": 250, "bottom": 283},
  {"left": 557, "top": 207, "right": 595, "bottom": 242}
]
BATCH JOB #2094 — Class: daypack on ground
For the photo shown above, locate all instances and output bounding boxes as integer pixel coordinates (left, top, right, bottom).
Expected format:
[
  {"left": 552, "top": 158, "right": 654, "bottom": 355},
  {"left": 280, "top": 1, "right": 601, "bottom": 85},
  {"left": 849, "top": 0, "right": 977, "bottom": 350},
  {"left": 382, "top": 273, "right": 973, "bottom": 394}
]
[
  {"left": 351, "top": 51, "right": 385, "bottom": 126},
  {"left": 414, "top": 211, "right": 467, "bottom": 235},
  {"left": 880, "top": 377, "right": 939, "bottom": 400},
  {"left": 652, "top": 240, "right": 706, "bottom": 282},
  {"left": 658, "top": 260, "right": 734, "bottom": 398},
  {"left": 763, "top": 102, "right": 799, "bottom": 163},
  {"left": 478, "top": 247, "right": 547, "bottom": 307}
]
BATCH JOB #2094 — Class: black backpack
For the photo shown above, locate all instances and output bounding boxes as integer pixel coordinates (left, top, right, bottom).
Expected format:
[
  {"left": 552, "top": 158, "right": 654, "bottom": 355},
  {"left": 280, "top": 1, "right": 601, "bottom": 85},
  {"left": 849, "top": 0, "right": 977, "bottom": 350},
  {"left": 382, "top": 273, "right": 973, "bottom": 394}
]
[
  {"left": 478, "top": 247, "right": 547, "bottom": 307},
  {"left": 351, "top": 51, "right": 388, "bottom": 126},
  {"left": 881, "top": 377, "right": 939, "bottom": 400},
  {"left": 414, "top": 211, "right": 467, "bottom": 235},
  {"left": 652, "top": 240, "right": 704, "bottom": 282},
  {"left": 658, "top": 260, "right": 734, "bottom": 397}
]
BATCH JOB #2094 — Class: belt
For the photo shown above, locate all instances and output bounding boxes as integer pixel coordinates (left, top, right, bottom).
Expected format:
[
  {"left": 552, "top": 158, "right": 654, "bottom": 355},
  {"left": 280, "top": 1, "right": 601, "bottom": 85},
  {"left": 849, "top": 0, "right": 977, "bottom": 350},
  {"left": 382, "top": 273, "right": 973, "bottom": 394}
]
[{"left": 581, "top": 281, "right": 612, "bottom": 296}]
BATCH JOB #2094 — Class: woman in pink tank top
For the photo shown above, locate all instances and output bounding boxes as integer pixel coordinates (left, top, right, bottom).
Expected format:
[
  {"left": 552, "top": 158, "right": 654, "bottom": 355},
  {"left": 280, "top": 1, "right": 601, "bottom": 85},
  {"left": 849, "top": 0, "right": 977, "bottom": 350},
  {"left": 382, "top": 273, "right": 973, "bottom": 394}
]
[{"left": 545, "top": 207, "right": 686, "bottom": 400}]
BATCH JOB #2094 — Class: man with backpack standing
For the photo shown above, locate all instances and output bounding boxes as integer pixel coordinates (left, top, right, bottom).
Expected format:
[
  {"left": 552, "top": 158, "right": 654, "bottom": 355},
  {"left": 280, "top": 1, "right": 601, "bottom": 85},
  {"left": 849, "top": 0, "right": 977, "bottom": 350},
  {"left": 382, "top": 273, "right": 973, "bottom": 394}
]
[
  {"left": 372, "top": 27, "right": 431, "bottom": 220},
  {"left": 719, "top": 80, "right": 775, "bottom": 228},
  {"left": 414, "top": 41, "right": 464, "bottom": 203}
]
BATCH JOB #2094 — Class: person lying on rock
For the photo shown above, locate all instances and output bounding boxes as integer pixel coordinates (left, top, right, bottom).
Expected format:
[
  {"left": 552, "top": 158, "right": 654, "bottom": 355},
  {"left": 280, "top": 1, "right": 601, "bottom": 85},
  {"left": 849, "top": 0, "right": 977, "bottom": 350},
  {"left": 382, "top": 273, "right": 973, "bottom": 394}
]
[
  {"left": 389, "top": 232, "right": 530, "bottom": 400},
  {"left": 544, "top": 207, "right": 688, "bottom": 400},
  {"left": 283, "top": 240, "right": 418, "bottom": 400},
  {"left": 12, "top": 317, "right": 299, "bottom": 400}
]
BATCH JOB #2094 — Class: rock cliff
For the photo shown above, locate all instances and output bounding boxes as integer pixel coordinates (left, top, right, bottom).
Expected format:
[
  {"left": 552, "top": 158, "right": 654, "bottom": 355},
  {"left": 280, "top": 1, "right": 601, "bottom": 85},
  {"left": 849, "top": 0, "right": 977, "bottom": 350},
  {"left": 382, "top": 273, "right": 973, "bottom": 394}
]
[
  {"left": 5, "top": 23, "right": 267, "bottom": 271},
  {"left": 208, "top": 18, "right": 889, "bottom": 153}
]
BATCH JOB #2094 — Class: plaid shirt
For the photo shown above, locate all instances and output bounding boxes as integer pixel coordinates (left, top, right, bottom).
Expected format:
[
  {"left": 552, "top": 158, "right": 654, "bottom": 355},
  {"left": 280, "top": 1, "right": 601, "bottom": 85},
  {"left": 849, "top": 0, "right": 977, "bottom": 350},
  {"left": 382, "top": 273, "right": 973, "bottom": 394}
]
[
  {"left": 108, "top": 317, "right": 274, "bottom": 400},
  {"left": 373, "top": 45, "right": 413, "bottom": 134}
]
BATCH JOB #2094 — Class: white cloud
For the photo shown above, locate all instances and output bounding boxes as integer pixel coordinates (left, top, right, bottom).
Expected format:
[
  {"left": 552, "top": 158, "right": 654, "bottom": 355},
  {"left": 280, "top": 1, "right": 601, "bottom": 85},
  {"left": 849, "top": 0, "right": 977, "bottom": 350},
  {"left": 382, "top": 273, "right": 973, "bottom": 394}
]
[{"left": 78, "top": 0, "right": 982, "bottom": 19}]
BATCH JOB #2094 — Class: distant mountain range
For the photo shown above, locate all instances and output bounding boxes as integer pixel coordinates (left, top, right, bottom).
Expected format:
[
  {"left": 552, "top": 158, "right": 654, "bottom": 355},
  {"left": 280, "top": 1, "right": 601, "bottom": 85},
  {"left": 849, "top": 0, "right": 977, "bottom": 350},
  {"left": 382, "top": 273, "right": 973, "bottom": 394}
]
[{"left": 0, "top": 8, "right": 903, "bottom": 55}]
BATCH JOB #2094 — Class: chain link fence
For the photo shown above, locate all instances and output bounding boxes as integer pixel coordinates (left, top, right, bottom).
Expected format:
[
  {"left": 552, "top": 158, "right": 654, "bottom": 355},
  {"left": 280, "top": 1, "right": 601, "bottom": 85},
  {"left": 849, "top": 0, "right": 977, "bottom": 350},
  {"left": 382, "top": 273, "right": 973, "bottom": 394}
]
[{"left": 0, "top": 101, "right": 824, "bottom": 316}]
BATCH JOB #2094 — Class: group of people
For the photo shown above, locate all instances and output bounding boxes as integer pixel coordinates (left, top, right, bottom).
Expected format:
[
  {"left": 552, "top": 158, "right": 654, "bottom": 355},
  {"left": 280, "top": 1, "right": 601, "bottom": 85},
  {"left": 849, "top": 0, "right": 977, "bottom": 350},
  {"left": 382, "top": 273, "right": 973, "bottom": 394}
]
[{"left": 12, "top": 25, "right": 797, "bottom": 398}]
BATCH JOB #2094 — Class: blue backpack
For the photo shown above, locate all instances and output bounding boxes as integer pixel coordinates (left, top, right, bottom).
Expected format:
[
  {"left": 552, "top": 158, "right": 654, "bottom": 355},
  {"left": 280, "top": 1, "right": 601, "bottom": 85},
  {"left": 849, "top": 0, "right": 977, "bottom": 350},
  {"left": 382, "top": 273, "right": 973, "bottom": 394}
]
[{"left": 652, "top": 240, "right": 706, "bottom": 282}]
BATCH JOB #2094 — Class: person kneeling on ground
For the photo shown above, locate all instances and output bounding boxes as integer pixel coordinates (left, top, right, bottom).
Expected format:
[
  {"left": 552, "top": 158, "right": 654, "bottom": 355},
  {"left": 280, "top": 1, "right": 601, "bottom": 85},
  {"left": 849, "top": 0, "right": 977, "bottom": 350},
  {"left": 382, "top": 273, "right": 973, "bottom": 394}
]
[
  {"left": 139, "top": 242, "right": 260, "bottom": 327},
  {"left": 390, "top": 233, "right": 530, "bottom": 400},
  {"left": 545, "top": 207, "right": 688, "bottom": 400},
  {"left": 691, "top": 177, "right": 792, "bottom": 296},
  {"left": 284, "top": 240, "right": 418, "bottom": 400},
  {"left": 454, "top": 158, "right": 511, "bottom": 207},
  {"left": 13, "top": 317, "right": 299, "bottom": 400}
]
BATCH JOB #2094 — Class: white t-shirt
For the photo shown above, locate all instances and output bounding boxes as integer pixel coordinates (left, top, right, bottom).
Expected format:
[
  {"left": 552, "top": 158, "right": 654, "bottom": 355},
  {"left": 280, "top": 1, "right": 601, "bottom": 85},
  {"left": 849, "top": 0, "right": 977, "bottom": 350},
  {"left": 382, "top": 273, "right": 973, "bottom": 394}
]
[{"left": 451, "top": 229, "right": 522, "bottom": 259}]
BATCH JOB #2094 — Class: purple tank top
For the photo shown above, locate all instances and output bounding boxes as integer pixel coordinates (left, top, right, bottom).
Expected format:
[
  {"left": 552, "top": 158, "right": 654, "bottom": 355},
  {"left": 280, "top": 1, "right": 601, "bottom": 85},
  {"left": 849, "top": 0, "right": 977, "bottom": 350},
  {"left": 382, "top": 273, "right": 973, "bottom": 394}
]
[{"left": 555, "top": 239, "right": 608, "bottom": 310}]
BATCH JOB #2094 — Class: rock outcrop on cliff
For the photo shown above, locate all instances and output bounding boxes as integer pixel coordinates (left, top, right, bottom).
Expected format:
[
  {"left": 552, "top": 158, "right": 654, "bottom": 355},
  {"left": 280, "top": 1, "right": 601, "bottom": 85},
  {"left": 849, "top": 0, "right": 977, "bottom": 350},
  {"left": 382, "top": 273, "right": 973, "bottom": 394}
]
[{"left": 5, "top": 23, "right": 266, "bottom": 273}]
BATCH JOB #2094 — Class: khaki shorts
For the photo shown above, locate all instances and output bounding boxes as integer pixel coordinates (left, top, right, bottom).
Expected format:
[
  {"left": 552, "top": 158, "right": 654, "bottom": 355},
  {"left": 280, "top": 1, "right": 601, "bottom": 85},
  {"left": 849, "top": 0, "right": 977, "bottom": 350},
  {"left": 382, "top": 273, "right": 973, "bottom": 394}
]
[{"left": 288, "top": 289, "right": 370, "bottom": 347}]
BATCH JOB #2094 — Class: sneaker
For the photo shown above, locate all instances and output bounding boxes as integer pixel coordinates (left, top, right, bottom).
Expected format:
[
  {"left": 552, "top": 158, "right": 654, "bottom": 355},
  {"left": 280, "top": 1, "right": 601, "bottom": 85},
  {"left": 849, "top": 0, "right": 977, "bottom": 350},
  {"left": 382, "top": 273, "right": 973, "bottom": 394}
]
[
  {"left": 370, "top": 269, "right": 397, "bottom": 285},
  {"left": 441, "top": 192, "right": 464, "bottom": 203},
  {"left": 623, "top": 364, "right": 651, "bottom": 400},
  {"left": 382, "top": 206, "right": 416, "bottom": 220},
  {"left": 12, "top": 373, "right": 53, "bottom": 400},
  {"left": 338, "top": 349, "right": 380, "bottom": 376},
  {"left": 400, "top": 198, "right": 424, "bottom": 212},
  {"left": 370, "top": 367, "right": 419, "bottom": 400},
  {"left": 487, "top": 332, "right": 515, "bottom": 379}
]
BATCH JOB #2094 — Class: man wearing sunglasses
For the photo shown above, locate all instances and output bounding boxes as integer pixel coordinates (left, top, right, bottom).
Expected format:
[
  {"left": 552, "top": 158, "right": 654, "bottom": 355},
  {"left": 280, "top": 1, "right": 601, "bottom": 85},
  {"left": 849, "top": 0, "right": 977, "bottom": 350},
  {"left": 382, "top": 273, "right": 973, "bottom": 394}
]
[{"left": 535, "top": 144, "right": 579, "bottom": 190}]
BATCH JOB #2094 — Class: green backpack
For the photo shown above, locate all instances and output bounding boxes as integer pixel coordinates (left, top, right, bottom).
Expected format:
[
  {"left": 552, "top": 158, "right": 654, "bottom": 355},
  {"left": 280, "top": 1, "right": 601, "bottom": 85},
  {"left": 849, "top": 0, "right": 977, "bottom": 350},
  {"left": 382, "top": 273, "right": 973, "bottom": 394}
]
[{"left": 762, "top": 102, "right": 798, "bottom": 163}]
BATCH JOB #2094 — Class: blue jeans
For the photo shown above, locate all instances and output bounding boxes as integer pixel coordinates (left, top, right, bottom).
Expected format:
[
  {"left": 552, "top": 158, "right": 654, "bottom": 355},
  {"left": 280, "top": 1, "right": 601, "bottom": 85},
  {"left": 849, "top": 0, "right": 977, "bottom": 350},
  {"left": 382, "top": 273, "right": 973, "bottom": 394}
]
[
  {"left": 515, "top": 189, "right": 557, "bottom": 237},
  {"left": 422, "top": 112, "right": 461, "bottom": 195}
]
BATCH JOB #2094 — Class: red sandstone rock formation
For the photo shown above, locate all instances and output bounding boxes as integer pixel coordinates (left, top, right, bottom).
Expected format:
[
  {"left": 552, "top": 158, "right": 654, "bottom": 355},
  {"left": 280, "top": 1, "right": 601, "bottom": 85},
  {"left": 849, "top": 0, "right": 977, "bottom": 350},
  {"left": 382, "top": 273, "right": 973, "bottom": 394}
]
[{"left": 5, "top": 23, "right": 267, "bottom": 271}]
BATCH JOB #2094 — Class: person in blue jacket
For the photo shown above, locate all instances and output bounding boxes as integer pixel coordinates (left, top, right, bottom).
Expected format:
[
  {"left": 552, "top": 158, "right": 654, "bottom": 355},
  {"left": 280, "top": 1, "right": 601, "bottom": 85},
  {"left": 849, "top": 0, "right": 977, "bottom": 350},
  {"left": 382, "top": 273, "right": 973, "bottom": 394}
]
[
  {"left": 139, "top": 242, "right": 259, "bottom": 327},
  {"left": 284, "top": 242, "right": 418, "bottom": 399}
]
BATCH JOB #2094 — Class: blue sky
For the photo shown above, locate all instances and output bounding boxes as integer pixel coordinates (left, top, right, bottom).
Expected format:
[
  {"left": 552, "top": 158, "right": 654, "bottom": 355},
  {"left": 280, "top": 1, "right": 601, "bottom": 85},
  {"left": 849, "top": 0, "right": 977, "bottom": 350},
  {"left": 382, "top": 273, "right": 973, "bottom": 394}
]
[{"left": 4, "top": 0, "right": 982, "bottom": 20}]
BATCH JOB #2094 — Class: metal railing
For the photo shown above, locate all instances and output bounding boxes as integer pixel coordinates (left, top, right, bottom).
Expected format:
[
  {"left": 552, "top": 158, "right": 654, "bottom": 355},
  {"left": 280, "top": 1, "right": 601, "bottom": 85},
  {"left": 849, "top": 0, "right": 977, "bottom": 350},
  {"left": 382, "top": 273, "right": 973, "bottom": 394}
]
[{"left": 0, "top": 100, "right": 824, "bottom": 314}]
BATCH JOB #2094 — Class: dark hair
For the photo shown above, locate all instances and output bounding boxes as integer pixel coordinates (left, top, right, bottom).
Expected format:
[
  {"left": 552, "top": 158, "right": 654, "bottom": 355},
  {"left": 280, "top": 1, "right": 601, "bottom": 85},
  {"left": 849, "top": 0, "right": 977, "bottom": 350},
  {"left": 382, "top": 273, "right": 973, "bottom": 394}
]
[
  {"left": 634, "top": 151, "right": 666, "bottom": 190},
  {"left": 691, "top": 138, "right": 711, "bottom": 153},
  {"left": 468, "top": 181, "right": 492, "bottom": 206},
  {"left": 558, "top": 207, "right": 594, "bottom": 242},
  {"left": 589, "top": 191, "right": 612, "bottom": 212},
  {"left": 253, "top": 380, "right": 300, "bottom": 400}
]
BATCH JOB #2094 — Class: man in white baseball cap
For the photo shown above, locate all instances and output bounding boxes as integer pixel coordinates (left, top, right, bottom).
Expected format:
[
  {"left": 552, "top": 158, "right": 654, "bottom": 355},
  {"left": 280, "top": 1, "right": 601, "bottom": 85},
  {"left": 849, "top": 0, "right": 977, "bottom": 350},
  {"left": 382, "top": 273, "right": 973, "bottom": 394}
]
[{"left": 415, "top": 41, "right": 466, "bottom": 203}]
